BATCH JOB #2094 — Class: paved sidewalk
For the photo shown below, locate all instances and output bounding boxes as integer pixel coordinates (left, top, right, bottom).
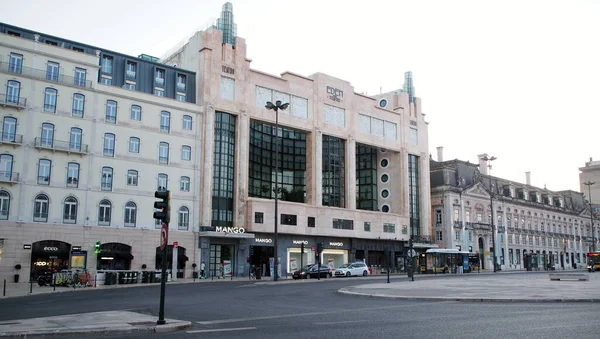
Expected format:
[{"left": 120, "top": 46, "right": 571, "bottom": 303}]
[
  {"left": 339, "top": 271, "right": 600, "bottom": 302},
  {"left": 0, "top": 310, "right": 190, "bottom": 338}
]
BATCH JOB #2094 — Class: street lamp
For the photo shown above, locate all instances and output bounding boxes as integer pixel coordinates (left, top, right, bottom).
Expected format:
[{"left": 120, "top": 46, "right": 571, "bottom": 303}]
[
  {"left": 481, "top": 155, "right": 497, "bottom": 272},
  {"left": 583, "top": 181, "right": 596, "bottom": 252},
  {"left": 265, "top": 100, "right": 289, "bottom": 281}
]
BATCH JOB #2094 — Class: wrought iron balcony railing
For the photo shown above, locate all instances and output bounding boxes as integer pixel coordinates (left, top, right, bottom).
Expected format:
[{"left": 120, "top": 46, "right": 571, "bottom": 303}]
[
  {"left": 0, "top": 61, "right": 93, "bottom": 88},
  {"left": 0, "top": 133, "right": 23, "bottom": 145},
  {"left": 0, "top": 171, "right": 19, "bottom": 183},
  {"left": 0, "top": 93, "right": 27, "bottom": 109},
  {"left": 33, "top": 137, "right": 89, "bottom": 154},
  {"left": 411, "top": 235, "right": 434, "bottom": 244}
]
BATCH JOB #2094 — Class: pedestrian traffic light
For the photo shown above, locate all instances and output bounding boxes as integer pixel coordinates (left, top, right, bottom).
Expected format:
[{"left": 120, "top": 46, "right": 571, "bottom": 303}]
[
  {"left": 94, "top": 240, "right": 101, "bottom": 254},
  {"left": 153, "top": 190, "right": 171, "bottom": 224}
]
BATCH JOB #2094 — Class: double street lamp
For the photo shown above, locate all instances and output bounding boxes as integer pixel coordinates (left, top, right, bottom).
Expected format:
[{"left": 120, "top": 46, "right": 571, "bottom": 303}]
[
  {"left": 265, "top": 100, "right": 289, "bottom": 281},
  {"left": 583, "top": 181, "right": 597, "bottom": 252},
  {"left": 481, "top": 155, "right": 498, "bottom": 272}
]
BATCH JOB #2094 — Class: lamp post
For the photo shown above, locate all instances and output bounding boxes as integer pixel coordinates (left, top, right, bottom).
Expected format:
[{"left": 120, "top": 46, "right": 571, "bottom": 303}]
[
  {"left": 481, "top": 155, "right": 497, "bottom": 272},
  {"left": 583, "top": 181, "right": 596, "bottom": 252},
  {"left": 265, "top": 100, "right": 289, "bottom": 281}
]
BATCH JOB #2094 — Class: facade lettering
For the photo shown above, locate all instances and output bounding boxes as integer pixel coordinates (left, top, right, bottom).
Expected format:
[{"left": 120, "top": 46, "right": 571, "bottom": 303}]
[
  {"left": 215, "top": 226, "right": 246, "bottom": 234},
  {"left": 222, "top": 65, "right": 235, "bottom": 75},
  {"left": 255, "top": 238, "right": 272, "bottom": 243},
  {"left": 326, "top": 86, "right": 343, "bottom": 102},
  {"left": 292, "top": 240, "right": 309, "bottom": 245},
  {"left": 329, "top": 242, "right": 344, "bottom": 247},
  {"left": 43, "top": 247, "right": 59, "bottom": 251}
]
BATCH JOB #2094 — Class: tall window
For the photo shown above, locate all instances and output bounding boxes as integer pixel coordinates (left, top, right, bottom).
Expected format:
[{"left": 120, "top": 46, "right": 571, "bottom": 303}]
[
  {"left": 0, "top": 154, "right": 13, "bottom": 181},
  {"left": 178, "top": 206, "right": 189, "bottom": 230},
  {"left": 37, "top": 159, "right": 51, "bottom": 185},
  {"left": 355, "top": 145, "right": 377, "bottom": 211},
  {"left": 6, "top": 80, "right": 21, "bottom": 104},
  {"left": 177, "top": 74, "right": 186, "bottom": 92},
  {"left": 2, "top": 117, "right": 17, "bottom": 143},
  {"left": 67, "top": 162, "right": 80, "bottom": 188},
  {"left": 130, "top": 105, "right": 141, "bottom": 121},
  {"left": 408, "top": 154, "right": 420, "bottom": 237},
  {"left": 72, "top": 93, "right": 85, "bottom": 117},
  {"left": 101, "top": 55, "right": 113, "bottom": 74},
  {"left": 43, "top": 88, "right": 57, "bottom": 113},
  {"left": 124, "top": 201, "right": 136, "bottom": 227},
  {"left": 180, "top": 176, "right": 190, "bottom": 192},
  {"left": 33, "top": 194, "right": 49, "bottom": 222},
  {"left": 105, "top": 100, "right": 117, "bottom": 123},
  {"left": 40, "top": 123, "right": 54, "bottom": 148},
  {"left": 63, "top": 197, "right": 78, "bottom": 224},
  {"left": 74, "top": 68, "right": 86, "bottom": 87},
  {"left": 159, "top": 142, "right": 169, "bottom": 164},
  {"left": 160, "top": 111, "right": 170, "bottom": 133},
  {"left": 69, "top": 127, "right": 82, "bottom": 152},
  {"left": 127, "top": 170, "right": 138, "bottom": 186},
  {"left": 46, "top": 62, "right": 59, "bottom": 81},
  {"left": 103, "top": 133, "right": 115, "bottom": 157},
  {"left": 8, "top": 53, "right": 23, "bottom": 73},
  {"left": 0, "top": 190, "right": 10, "bottom": 220},
  {"left": 98, "top": 199, "right": 111, "bottom": 226},
  {"left": 155, "top": 69, "right": 165, "bottom": 87},
  {"left": 129, "top": 137, "right": 140, "bottom": 153},
  {"left": 322, "top": 135, "right": 345, "bottom": 208},
  {"left": 183, "top": 115, "right": 192, "bottom": 130},
  {"left": 125, "top": 61, "right": 136, "bottom": 80},
  {"left": 212, "top": 112, "right": 236, "bottom": 226},
  {"left": 181, "top": 145, "right": 191, "bottom": 160},
  {"left": 157, "top": 173, "right": 168, "bottom": 191},
  {"left": 101, "top": 167, "right": 113, "bottom": 191}
]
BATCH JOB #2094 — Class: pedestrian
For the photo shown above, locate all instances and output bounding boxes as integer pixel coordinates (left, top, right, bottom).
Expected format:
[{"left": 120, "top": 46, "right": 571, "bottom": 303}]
[
  {"left": 200, "top": 262, "right": 205, "bottom": 279},
  {"left": 219, "top": 262, "right": 224, "bottom": 279}
]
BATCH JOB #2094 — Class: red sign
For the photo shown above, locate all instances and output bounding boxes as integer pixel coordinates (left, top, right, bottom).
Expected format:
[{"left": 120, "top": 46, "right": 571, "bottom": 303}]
[
  {"left": 160, "top": 223, "right": 168, "bottom": 250},
  {"left": 311, "top": 246, "right": 315, "bottom": 251},
  {"left": 173, "top": 241, "right": 179, "bottom": 248}
]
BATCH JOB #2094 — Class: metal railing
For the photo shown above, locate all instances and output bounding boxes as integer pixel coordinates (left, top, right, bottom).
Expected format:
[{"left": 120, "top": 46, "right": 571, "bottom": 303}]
[
  {"left": 33, "top": 137, "right": 89, "bottom": 154},
  {"left": 0, "top": 171, "right": 19, "bottom": 183},
  {"left": 177, "top": 83, "right": 186, "bottom": 92},
  {"left": 0, "top": 133, "right": 23, "bottom": 144},
  {"left": 411, "top": 235, "right": 433, "bottom": 244},
  {"left": 0, "top": 93, "right": 27, "bottom": 109},
  {"left": 0, "top": 61, "right": 93, "bottom": 88}
]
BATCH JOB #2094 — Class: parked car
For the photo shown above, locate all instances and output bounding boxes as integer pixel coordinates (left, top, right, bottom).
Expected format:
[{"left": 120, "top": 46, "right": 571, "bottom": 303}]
[
  {"left": 335, "top": 262, "right": 370, "bottom": 277},
  {"left": 293, "top": 264, "right": 332, "bottom": 279}
]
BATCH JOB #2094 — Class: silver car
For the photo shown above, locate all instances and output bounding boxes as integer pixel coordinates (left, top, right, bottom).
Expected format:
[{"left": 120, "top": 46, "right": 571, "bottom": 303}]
[{"left": 334, "top": 262, "right": 369, "bottom": 277}]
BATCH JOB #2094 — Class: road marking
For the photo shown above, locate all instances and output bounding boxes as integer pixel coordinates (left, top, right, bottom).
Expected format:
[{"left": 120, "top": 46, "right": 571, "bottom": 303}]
[
  {"left": 197, "top": 303, "right": 428, "bottom": 325},
  {"left": 315, "top": 319, "right": 371, "bottom": 325},
  {"left": 187, "top": 327, "right": 256, "bottom": 334},
  {"left": 28, "top": 300, "right": 53, "bottom": 305},
  {"left": 524, "top": 323, "right": 587, "bottom": 331}
]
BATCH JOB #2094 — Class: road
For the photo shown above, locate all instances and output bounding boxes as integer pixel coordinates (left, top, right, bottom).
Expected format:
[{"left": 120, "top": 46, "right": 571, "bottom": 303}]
[{"left": 2, "top": 274, "right": 600, "bottom": 338}]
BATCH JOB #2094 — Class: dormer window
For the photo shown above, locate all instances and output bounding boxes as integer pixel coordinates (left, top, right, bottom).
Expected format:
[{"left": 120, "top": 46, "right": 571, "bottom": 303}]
[
  {"left": 155, "top": 69, "right": 165, "bottom": 87},
  {"left": 542, "top": 194, "right": 550, "bottom": 204},
  {"left": 516, "top": 188, "right": 525, "bottom": 200},
  {"left": 126, "top": 61, "right": 137, "bottom": 81}
]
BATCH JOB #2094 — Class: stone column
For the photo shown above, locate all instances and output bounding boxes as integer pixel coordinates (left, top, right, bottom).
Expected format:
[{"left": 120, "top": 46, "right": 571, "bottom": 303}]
[
  {"left": 419, "top": 153, "right": 431, "bottom": 237},
  {"left": 235, "top": 112, "right": 249, "bottom": 228},
  {"left": 314, "top": 128, "right": 323, "bottom": 206},
  {"left": 346, "top": 135, "right": 356, "bottom": 209},
  {"left": 200, "top": 105, "right": 216, "bottom": 226}
]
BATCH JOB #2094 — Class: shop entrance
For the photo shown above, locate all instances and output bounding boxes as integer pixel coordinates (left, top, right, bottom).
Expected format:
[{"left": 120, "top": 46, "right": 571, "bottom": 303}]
[
  {"left": 249, "top": 245, "right": 273, "bottom": 277},
  {"left": 478, "top": 238, "right": 485, "bottom": 270},
  {"left": 97, "top": 243, "right": 133, "bottom": 270},
  {"left": 31, "top": 240, "right": 71, "bottom": 280},
  {"left": 210, "top": 244, "right": 234, "bottom": 278},
  {"left": 155, "top": 245, "right": 189, "bottom": 277}
]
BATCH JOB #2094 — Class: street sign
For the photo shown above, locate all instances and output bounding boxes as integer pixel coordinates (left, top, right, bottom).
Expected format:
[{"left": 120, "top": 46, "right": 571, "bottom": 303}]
[
  {"left": 173, "top": 241, "right": 178, "bottom": 248},
  {"left": 311, "top": 246, "right": 315, "bottom": 251},
  {"left": 160, "top": 223, "right": 168, "bottom": 250},
  {"left": 407, "top": 249, "right": 417, "bottom": 258}
]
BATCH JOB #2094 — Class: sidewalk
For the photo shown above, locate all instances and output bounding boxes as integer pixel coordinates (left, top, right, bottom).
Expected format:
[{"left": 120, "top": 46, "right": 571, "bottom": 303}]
[
  {"left": 0, "top": 310, "right": 190, "bottom": 338},
  {"left": 338, "top": 271, "right": 600, "bottom": 302}
]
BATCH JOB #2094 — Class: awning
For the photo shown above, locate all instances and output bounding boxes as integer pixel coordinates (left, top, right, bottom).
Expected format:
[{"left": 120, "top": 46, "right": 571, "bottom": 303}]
[{"left": 197, "top": 231, "right": 255, "bottom": 239}]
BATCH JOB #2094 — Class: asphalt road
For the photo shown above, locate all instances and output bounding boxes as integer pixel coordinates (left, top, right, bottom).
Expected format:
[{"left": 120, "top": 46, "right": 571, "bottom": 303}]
[{"left": 2, "top": 274, "right": 600, "bottom": 339}]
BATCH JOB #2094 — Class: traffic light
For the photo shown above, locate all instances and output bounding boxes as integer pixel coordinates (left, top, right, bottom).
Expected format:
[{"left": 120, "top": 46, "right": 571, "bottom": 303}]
[
  {"left": 94, "top": 240, "right": 101, "bottom": 254},
  {"left": 153, "top": 190, "right": 171, "bottom": 224},
  {"left": 317, "top": 242, "right": 323, "bottom": 254}
]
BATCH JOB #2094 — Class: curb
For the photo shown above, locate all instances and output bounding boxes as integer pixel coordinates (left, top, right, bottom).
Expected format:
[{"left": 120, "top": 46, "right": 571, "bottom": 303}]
[
  {"left": 0, "top": 321, "right": 192, "bottom": 338},
  {"left": 337, "top": 288, "right": 600, "bottom": 303}
]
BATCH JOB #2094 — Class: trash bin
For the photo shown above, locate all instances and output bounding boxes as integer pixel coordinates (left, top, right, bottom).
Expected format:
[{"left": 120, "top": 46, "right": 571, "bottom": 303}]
[
  {"left": 118, "top": 272, "right": 126, "bottom": 284},
  {"left": 104, "top": 272, "right": 114, "bottom": 285},
  {"left": 255, "top": 268, "right": 262, "bottom": 280},
  {"left": 141, "top": 271, "right": 149, "bottom": 283}
]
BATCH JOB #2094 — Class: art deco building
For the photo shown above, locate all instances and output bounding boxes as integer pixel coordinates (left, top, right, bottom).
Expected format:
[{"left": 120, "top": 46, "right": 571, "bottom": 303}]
[{"left": 430, "top": 148, "right": 597, "bottom": 271}]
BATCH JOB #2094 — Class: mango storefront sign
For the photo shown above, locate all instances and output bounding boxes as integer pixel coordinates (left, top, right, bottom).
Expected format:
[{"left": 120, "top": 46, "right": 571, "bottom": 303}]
[{"left": 215, "top": 226, "right": 246, "bottom": 234}]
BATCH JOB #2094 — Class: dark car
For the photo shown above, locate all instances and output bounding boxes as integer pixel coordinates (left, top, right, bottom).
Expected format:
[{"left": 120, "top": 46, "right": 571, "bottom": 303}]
[{"left": 292, "top": 264, "right": 332, "bottom": 279}]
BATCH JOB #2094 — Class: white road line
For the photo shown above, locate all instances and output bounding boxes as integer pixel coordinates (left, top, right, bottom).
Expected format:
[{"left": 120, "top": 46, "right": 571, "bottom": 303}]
[
  {"left": 187, "top": 327, "right": 256, "bottom": 334},
  {"left": 523, "top": 323, "right": 587, "bottom": 331},
  {"left": 315, "top": 319, "right": 371, "bottom": 325}
]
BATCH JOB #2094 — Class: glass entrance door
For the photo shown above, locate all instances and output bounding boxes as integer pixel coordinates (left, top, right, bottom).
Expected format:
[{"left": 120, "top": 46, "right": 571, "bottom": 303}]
[{"left": 210, "top": 244, "right": 234, "bottom": 278}]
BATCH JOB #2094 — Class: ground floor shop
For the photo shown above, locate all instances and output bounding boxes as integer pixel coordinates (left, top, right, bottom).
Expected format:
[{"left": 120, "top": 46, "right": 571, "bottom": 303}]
[{"left": 196, "top": 226, "right": 256, "bottom": 279}]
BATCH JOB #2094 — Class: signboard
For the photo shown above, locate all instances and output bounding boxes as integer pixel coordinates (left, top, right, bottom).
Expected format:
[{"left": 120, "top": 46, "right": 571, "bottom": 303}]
[
  {"left": 407, "top": 249, "right": 417, "bottom": 258},
  {"left": 290, "top": 258, "right": 298, "bottom": 272},
  {"left": 70, "top": 251, "right": 87, "bottom": 269},
  {"left": 173, "top": 241, "right": 178, "bottom": 248},
  {"left": 223, "top": 260, "right": 232, "bottom": 277},
  {"left": 160, "top": 223, "right": 168, "bottom": 250},
  {"left": 327, "top": 259, "right": 335, "bottom": 271},
  {"left": 326, "top": 86, "right": 343, "bottom": 102}
]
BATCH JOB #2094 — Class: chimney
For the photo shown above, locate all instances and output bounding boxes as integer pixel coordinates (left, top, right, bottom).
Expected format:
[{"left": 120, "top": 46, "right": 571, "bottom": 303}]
[
  {"left": 525, "top": 171, "right": 531, "bottom": 185},
  {"left": 478, "top": 153, "right": 488, "bottom": 175},
  {"left": 436, "top": 146, "right": 444, "bottom": 162}
]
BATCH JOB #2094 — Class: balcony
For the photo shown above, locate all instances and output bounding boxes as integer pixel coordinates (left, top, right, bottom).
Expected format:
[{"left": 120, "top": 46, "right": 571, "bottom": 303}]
[
  {"left": 453, "top": 221, "right": 463, "bottom": 228},
  {"left": 0, "top": 133, "right": 23, "bottom": 146},
  {"left": 0, "top": 61, "right": 93, "bottom": 88},
  {"left": 471, "top": 222, "right": 492, "bottom": 231},
  {"left": 0, "top": 171, "right": 19, "bottom": 184},
  {"left": 33, "top": 138, "right": 89, "bottom": 155},
  {"left": 125, "top": 70, "right": 136, "bottom": 81},
  {"left": 411, "top": 235, "right": 434, "bottom": 244},
  {"left": 0, "top": 93, "right": 27, "bottom": 109},
  {"left": 155, "top": 77, "right": 164, "bottom": 87},
  {"left": 176, "top": 82, "right": 186, "bottom": 92}
]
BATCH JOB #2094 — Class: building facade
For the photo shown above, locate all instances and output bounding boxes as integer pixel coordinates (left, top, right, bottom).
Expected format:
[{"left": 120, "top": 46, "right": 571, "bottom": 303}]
[
  {"left": 161, "top": 3, "right": 432, "bottom": 278},
  {"left": 0, "top": 24, "right": 201, "bottom": 282},
  {"left": 579, "top": 157, "right": 600, "bottom": 215},
  {"left": 429, "top": 149, "right": 598, "bottom": 272}
]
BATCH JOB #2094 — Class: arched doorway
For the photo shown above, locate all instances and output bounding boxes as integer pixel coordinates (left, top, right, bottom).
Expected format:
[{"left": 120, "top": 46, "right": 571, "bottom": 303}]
[
  {"left": 97, "top": 243, "right": 133, "bottom": 270},
  {"left": 155, "top": 245, "right": 189, "bottom": 278},
  {"left": 478, "top": 237, "right": 485, "bottom": 270},
  {"left": 31, "top": 240, "right": 71, "bottom": 279}
]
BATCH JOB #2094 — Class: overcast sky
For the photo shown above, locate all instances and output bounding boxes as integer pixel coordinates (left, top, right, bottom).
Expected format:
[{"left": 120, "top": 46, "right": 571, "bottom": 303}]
[{"left": 2, "top": 0, "right": 598, "bottom": 192}]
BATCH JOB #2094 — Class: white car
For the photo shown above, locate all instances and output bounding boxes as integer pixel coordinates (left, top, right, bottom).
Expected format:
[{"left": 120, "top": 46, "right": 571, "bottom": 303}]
[{"left": 334, "top": 262, "right": 370, "bottom": 277}]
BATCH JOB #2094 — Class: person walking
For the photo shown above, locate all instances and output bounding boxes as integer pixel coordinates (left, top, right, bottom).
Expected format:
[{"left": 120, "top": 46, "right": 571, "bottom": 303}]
[{"left": 200, "top": 262, "right": 206, "bottom": 279}]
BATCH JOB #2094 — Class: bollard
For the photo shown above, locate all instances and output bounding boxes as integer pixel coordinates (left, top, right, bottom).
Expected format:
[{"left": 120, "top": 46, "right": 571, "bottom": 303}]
[
  {"left": 30, "top": 279, "right": 33, "bottom": 294},
  {"left": 3, "top": 279, "right": 5, "bottom": 297},
  {"left": 94, "top": 275, "right": 97, "bottom": 288},
  {"left": 53, "top": 274, "right": 56, "bottom": 291}
]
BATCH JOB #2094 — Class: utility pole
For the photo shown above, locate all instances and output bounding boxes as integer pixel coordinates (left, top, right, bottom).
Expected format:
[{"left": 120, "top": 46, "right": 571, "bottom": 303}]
[
  {"left": 481, "top": 155, "right": 497, "bottom": 272},
  {"left": 583, "top": 181, "right": 596, "bottom": 252}
]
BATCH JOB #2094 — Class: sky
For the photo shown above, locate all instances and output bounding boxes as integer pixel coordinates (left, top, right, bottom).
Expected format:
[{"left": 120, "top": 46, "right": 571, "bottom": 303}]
[{"left": 2, "top": 0, "right": 599, "bottom": 192}]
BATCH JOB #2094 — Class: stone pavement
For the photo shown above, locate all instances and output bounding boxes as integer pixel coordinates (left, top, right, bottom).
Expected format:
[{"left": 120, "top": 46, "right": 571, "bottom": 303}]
[
  {"left": 0, "top": 310, "right": 190, "bottom": 338},
  {"left": 339, "top": 271, "right": 600, "bottom": 302}
]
